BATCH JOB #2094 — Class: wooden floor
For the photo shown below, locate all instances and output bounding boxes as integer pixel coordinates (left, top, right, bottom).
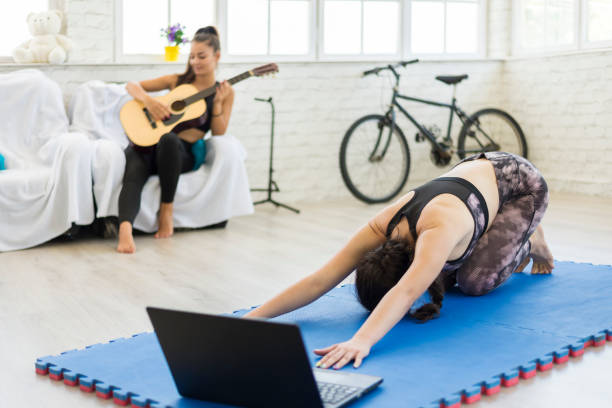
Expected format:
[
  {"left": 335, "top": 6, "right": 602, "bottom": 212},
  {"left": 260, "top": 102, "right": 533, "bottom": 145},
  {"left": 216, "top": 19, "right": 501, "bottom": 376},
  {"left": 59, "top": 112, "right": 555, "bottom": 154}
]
[{"left": 1, "top": 192, "right": 611, "bottom": 407}]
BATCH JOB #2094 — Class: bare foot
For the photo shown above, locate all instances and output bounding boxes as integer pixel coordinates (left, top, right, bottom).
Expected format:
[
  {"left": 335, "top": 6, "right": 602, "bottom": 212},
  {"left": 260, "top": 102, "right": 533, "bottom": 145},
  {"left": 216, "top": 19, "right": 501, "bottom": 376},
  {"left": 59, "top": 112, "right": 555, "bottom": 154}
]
[
  {"left": 155, "top": 202, "right": 174, "bottom": 239},
  {"left": 528, "top": 225, "right": 555, "bottom": 274},
  {"left": 117, "top": 221, "right": 135, "bottom": 253}
]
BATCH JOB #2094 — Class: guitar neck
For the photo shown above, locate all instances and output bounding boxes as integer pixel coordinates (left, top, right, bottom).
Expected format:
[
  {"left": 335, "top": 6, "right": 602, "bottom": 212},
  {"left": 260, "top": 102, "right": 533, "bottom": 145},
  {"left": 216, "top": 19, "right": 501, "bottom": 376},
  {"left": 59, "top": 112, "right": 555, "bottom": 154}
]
[{"left": 183, "top": 70, "right": 253, "bottom": 105}]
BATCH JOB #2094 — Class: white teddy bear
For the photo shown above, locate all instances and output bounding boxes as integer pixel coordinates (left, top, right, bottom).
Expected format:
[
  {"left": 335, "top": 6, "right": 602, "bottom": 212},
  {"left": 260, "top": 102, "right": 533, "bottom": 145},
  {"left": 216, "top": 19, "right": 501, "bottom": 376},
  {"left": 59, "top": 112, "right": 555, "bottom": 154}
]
[{"left": 12, "top": 10, "right": 74, "bottom": 64}]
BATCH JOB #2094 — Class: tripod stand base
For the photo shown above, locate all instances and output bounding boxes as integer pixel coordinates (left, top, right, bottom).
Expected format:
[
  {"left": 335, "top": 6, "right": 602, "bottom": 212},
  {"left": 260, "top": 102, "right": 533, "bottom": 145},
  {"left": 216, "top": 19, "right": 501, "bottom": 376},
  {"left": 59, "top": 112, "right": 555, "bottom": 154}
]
[{"left": 253, "top": 198, "right": 300, "bottom": 214}]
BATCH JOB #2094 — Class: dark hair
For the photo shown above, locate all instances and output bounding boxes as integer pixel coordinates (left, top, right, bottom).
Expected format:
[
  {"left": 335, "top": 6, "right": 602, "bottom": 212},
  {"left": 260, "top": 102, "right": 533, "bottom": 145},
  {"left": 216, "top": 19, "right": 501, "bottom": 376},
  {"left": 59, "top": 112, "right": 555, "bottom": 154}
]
[
  {"left": 176, "top": 26, "right": 220, "bottom": 86},
  {"left": 354, "top": 239, "right": 452, "bottom": 322}
]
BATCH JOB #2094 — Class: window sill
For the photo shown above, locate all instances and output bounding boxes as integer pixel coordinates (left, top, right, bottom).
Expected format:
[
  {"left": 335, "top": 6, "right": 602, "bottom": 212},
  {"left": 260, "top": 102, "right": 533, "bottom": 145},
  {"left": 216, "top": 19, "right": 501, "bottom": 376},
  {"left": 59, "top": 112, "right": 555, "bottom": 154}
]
[
  {"left": 0, "top": 62, "right": 188, "bottom": 68},
  {"left": 0, "top": 57, "right": 504, "bottom": 68},
  {"left": 508, "top": 46, "right": 612, "bottom": 61}
]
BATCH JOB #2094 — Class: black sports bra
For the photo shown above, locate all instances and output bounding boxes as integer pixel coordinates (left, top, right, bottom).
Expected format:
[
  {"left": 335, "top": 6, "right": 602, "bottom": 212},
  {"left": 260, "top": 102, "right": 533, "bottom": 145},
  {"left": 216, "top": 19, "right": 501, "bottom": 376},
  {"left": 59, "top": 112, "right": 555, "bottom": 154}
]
[{"left": 386, "top": 177, "right": 489, "bottom": 241}]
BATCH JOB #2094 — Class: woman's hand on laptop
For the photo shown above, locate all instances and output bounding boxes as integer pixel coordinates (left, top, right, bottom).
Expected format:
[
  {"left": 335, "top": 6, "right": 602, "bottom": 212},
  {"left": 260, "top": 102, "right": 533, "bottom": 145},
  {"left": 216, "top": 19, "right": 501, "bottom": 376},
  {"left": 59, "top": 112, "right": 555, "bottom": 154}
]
[{"left": 313, "top": 337, "right": 371, "bottom": 370}]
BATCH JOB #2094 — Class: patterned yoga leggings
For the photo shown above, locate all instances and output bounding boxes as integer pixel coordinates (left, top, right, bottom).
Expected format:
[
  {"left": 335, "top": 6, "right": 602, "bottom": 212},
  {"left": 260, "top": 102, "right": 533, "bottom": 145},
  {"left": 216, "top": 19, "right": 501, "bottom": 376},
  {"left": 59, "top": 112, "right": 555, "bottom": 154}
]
[{"left": 454, "top": 152, "right": 549, "bottom": 296}]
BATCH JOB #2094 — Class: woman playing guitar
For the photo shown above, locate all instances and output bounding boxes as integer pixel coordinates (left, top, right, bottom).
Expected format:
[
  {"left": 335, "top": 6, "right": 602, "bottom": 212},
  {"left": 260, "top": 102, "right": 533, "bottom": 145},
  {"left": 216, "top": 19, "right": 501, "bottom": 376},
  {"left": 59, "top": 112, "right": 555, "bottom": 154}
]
[{"left": 117, "top": 26, "right": 234, "bottom": 254}]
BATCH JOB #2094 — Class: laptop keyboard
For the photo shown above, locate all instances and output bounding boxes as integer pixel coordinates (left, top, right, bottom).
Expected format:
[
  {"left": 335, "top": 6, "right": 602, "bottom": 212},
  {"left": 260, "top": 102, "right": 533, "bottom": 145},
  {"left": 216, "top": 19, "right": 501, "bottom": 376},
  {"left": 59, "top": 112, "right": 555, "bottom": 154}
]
[{"left": 317, "top": 381, "right": 359, "bottom": 405}]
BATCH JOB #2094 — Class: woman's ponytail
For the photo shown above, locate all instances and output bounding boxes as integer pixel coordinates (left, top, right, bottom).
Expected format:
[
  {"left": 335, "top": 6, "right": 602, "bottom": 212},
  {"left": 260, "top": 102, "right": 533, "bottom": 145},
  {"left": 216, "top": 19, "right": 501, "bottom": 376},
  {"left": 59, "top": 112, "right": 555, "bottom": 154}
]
[{"left": 409, "top": 273, "right": 455, "bottom": 322}]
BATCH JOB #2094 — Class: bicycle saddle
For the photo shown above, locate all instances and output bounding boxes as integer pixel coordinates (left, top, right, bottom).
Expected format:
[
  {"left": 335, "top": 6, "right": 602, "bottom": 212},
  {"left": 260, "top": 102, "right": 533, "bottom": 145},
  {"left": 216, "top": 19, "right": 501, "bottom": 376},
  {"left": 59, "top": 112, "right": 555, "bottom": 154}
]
[{"left": 435, "top": 75, "right": 469, "bottom": 85}]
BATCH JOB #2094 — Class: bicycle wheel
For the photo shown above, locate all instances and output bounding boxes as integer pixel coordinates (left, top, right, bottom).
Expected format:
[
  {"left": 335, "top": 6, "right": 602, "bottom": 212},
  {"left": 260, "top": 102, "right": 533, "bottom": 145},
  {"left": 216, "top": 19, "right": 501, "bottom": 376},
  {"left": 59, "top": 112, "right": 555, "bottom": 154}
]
[
  {"left": 457, "top": 108, "right": 527, "bottom": 159},
  {"left": 340, "top": 114, "right": 411, "bottom": 204}
]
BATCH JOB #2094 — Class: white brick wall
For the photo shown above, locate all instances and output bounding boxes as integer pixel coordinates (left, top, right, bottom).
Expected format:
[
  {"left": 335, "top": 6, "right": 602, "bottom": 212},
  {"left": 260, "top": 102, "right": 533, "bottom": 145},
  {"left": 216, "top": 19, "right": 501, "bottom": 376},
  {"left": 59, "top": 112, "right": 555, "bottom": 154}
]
[
  {"left": 1, "top": 0, "right": 610, "bottom": 202},
  {"left": 487, "top": 0, "right": 511, "bottom": 58},
  {"left": 65, "top": 0, "right": 114, "bottom": 63},
  {"left": 500, "top": 51, "right": 612, "bottom": 197}
]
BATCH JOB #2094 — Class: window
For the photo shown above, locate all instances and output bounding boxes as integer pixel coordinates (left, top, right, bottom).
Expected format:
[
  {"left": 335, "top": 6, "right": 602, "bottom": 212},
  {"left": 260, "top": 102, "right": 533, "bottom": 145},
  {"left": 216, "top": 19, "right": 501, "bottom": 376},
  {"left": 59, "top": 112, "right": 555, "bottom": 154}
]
[
  {"left": 322, "top": 0, "right": 401, "bottom": 57},
  {"left": 585, "top": 0, "right": 612, "bottom": 45},
  {"left": 224, "top": 0, "right": 313, "bottom": 57},
  {"left": 515, "top": 0, "right": 575, "bottom": 51},
  {"left": 514, "top": 0, "right": 612, "bottom": 53},
  {"left": 171, "top": 0, "right": 216, "bottom": 49},
  {"left": 0, "top": 0, "right": 49, "bottom": 59},
  {"left": 115, "top": 0, "right": 486, "bottom": 63},
  {"left": 120, "top": 0, "right": 215, "bottom": 57},
  {"left": 409, "top": 0, "right": 481, "bottom": 55}
]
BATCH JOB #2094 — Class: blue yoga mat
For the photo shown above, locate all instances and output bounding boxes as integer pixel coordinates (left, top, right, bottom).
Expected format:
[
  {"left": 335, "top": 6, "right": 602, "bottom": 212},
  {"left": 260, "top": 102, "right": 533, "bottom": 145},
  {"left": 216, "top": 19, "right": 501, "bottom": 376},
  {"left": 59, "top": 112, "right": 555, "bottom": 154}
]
[{"left": 36, "top": 261, "right": 612, "bottom": 408}]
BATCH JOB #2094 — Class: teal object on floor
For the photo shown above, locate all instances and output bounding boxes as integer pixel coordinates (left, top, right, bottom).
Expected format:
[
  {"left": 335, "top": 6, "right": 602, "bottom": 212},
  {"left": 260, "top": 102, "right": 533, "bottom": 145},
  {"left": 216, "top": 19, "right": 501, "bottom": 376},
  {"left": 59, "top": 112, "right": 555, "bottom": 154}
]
[
  {"left": 191, "top": 139, "right": 207, "bottom": 171},
  {"left": 0, "top": 153, "right": 5, "bottom": 170},
  {"left": 35, "top": 261, "right": 612, "bottom": 407}
]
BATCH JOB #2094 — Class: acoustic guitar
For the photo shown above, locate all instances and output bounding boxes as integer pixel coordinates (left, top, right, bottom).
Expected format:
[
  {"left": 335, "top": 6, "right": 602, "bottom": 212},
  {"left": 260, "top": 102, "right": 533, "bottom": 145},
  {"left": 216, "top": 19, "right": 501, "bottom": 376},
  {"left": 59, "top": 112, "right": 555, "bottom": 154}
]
[{"left": 120, "top": 63, "right": 278, "bottom": 146}]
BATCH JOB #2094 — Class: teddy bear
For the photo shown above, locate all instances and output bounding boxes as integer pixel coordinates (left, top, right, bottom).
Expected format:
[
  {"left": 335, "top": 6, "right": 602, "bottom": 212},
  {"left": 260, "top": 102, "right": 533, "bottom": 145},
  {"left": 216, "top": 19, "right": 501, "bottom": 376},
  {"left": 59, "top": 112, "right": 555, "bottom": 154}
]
[{"left": 12, "top": 10, "right": 74, "bottom": 64}]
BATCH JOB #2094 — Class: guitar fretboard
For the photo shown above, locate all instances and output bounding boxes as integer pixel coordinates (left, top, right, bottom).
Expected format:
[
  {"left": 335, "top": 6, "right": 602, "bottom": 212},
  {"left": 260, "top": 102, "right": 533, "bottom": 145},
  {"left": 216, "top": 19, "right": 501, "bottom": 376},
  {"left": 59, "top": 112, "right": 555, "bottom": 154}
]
[{"left": 183, "top": 71, "right": 252, "bottom": 105}]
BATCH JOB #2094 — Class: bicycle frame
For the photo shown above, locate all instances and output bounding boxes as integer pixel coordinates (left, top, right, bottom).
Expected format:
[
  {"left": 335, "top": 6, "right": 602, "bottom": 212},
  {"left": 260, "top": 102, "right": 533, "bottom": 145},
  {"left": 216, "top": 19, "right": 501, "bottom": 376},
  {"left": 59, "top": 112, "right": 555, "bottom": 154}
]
[
  {"left": 375, "top": 65, "right": 471, "bottom": 159},
  {"left": 394, "top": 93, "right": 463, "bottom": 147}
]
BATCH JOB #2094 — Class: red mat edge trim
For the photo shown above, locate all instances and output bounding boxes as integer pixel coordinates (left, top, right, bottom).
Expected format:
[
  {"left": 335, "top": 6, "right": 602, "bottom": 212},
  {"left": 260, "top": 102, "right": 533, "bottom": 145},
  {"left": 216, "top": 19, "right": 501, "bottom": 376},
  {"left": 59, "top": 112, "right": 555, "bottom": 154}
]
[
  {"left": 34, "top": 335, "right": 612, "bottom": 407},
  {"left": 114, "top": 396, "right": 131, "bottom": 406}
]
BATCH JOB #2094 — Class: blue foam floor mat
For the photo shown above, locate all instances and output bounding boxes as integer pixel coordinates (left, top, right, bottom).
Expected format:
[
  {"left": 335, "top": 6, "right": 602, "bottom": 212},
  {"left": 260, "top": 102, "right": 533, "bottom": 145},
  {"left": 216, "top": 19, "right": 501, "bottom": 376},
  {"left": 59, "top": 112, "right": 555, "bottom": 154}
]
[{"left": 36, "top": 261, "right": 612, "bottom": 408}]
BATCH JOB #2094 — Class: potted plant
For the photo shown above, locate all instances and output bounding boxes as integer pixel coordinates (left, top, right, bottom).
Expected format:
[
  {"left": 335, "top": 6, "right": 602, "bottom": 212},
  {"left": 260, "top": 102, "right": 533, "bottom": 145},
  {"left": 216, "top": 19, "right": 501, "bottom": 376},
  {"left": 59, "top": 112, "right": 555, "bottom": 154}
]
[{"left": 160, "top": 23, "right": 188, "bottom": 61}]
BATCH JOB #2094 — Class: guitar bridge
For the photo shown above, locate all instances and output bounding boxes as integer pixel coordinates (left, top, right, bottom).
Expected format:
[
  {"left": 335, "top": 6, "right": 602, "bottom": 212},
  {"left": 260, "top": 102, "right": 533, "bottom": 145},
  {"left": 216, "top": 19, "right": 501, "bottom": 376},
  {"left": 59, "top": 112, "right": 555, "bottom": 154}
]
[{"left": 142, "top": 108, "right": 157, "bottom": 129}]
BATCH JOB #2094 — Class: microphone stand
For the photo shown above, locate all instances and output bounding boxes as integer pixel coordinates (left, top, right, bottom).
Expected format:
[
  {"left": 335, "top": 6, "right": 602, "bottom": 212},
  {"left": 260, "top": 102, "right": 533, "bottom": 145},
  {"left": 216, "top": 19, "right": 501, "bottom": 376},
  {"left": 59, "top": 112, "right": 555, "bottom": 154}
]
[{"left": 251, "top": 97, "right": 300, "bottom": 214}]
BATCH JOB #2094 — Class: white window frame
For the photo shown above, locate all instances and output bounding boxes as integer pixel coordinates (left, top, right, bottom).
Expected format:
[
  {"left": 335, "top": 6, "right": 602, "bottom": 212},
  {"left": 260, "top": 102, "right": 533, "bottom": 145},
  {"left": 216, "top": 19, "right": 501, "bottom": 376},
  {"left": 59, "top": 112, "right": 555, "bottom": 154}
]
[
  {"left": 115, "top": 0, "right": 206, "bottom": 64},
  {"left": 112, "top": 0, "right": 488, "bottom": 64},
  {"left": 404, "top": 0, "right": 486, "bottom": 60},
  {"left": 512, "top": 0, "right": 612, "bottom": 56},
  {"left": 318, "top": 0, "right": 403, "bottom": 62},
  {"left": 219, "top": 0, "right": 317, "bottom": 63},
  {"left": 580, "top": 0, "right": 612, "bottom": 50},
  {"left": 512, "top": 0, "right": 579, "bottom": 56}
]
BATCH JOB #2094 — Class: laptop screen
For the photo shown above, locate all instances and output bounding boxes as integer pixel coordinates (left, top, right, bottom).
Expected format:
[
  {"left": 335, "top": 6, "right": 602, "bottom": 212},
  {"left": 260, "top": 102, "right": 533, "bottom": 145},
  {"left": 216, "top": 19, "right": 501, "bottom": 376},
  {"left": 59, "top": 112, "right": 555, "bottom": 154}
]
[{"left": 147, "top": 307, "right": 324, "bottom": 408}]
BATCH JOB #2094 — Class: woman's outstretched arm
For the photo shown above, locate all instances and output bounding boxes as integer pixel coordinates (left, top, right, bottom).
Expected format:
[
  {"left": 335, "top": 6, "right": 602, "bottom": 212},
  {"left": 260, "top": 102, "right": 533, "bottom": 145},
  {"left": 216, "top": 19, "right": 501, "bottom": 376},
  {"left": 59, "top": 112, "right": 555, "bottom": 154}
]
[{"left": 244, "top": 223, "right": 386, "bottom": 319}]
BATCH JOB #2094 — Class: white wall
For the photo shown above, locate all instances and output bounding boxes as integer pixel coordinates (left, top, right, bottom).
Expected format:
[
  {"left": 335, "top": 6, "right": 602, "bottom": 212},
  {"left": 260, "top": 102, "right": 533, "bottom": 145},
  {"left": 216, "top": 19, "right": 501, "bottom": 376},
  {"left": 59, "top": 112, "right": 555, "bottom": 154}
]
[
  {"left": 1, "top": 0, "right": 611, "bottom": 202},
  {"left": 487, "top": 0, "right": 511, "bottom": 59},
  {"left": 501, "top": 51, "right": 612, "bottom": 196}
]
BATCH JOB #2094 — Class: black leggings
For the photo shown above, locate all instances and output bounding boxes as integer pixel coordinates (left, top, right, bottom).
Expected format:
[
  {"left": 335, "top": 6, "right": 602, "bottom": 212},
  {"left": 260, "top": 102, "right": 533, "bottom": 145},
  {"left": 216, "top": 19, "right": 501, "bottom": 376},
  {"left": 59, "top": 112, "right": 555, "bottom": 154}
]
[{"left": 118, "top": 132, "right": 195, "bottom": 224}]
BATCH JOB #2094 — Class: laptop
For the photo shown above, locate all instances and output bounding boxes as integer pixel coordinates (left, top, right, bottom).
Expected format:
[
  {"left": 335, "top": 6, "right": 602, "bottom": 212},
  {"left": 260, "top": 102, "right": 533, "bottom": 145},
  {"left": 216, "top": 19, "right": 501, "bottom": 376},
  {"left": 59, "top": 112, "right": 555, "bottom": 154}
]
[{"left": 147, "top": 307, "right": 383, "bottom": 408}]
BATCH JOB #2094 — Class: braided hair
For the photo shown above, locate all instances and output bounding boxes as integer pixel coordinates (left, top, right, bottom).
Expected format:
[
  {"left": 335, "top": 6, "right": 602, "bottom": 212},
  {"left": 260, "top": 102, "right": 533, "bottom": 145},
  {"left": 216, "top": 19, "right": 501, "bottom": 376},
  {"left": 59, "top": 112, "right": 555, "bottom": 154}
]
[{"left": 354, "top": 239, "right": 452, "bottom": 322}]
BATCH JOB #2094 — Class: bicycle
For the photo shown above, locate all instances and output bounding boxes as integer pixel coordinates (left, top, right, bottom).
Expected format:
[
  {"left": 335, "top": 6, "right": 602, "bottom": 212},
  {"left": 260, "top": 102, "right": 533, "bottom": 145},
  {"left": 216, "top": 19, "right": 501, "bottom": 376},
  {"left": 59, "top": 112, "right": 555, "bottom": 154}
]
[{"left": 339, "top": 59, "right": 527, "bottom": 204}]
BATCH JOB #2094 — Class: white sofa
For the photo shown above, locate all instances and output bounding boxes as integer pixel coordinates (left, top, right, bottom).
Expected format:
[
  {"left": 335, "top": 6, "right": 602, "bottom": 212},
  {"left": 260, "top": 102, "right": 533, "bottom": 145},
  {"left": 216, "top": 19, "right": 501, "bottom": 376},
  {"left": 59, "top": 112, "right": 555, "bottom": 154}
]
[
  {"left": 0, "top": 69, "right": 95, "bottom": 251},
  {"left": 68, "top": 80, "right": 254, "bottom": 233}
]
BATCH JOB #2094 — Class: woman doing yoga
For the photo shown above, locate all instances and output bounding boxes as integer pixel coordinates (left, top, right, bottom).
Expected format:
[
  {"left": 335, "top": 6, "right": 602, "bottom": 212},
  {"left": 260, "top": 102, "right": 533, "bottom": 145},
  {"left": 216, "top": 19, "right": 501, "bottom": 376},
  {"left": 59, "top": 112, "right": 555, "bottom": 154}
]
[
  {"left": 245, "top": 152, "right": 554, "bottom": 369},
  {"left": 117, "top": 26, "right": 234, "bottom": 254}
]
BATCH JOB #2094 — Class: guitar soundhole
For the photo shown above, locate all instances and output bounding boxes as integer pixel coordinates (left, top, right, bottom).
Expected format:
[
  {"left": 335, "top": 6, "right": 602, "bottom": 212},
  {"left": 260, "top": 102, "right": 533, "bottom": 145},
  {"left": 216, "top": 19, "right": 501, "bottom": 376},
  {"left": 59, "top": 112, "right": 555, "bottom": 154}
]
[{"left": 171, "top": 100, "right": 186, "bottom": 111}]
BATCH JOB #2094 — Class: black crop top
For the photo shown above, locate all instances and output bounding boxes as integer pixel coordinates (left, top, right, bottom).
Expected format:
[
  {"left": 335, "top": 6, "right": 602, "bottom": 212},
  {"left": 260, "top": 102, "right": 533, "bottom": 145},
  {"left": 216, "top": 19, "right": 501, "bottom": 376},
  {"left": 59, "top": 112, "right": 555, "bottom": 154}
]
[{"left": 386, "top": 177, "right": 489, "bottom": 240}]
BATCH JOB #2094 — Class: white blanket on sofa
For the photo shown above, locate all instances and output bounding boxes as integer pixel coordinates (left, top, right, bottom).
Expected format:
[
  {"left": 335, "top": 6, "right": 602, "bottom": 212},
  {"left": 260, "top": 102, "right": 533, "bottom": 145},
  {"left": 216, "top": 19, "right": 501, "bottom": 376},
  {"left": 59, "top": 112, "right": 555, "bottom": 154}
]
[
  {"left": 68, "top": 80, "right": 254, "bottom": 232},
  {"left": 0, "top": 69, "right": 94, "bottom": 251}
]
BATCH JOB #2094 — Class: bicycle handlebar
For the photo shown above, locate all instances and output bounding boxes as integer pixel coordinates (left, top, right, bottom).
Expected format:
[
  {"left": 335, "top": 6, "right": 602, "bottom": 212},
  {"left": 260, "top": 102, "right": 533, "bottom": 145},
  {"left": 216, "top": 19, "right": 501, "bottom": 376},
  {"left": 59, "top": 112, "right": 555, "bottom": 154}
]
[{"left": 362, "top": 59, "right": 419, "bottom": 77}]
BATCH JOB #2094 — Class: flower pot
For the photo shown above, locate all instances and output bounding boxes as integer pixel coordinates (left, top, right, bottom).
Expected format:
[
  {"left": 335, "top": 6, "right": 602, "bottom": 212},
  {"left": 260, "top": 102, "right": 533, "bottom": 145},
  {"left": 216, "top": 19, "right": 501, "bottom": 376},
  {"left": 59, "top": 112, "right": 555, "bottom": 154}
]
[{"left": 164, "top": 46, "right": 179, "bottom": 61}]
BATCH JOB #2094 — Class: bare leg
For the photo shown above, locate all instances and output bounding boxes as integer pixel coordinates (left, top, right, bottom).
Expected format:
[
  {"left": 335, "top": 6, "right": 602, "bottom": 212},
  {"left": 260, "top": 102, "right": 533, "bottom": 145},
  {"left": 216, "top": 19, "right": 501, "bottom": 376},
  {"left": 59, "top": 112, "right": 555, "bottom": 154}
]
[
  {"left": 117, "top": 221, "right": 136, "bottom": 253},
  {"left": 155, "top": 202, "right": 174, "bottom": 239}
]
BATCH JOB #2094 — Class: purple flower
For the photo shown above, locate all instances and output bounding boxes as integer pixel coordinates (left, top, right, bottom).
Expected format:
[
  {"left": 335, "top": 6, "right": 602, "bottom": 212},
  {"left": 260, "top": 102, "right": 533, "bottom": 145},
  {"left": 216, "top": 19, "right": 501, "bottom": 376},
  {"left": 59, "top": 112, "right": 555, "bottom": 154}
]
[{"left": 161, "top": 23, "right": 189, "bottom": 46}]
